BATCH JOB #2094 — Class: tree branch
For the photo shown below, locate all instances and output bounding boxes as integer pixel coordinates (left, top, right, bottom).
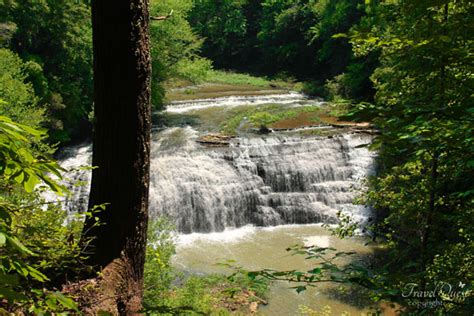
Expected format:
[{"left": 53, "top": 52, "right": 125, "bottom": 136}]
[{"left": 150, "top": 10, "right": 173, "bottom": 21}]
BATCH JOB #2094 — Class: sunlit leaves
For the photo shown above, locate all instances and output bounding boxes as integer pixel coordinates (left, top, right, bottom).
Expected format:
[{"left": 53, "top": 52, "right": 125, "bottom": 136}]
[
  {"left": 3, "top": 0, "right": 93, "bottom": 142},
  {"left": 0, "top": 115, "right": 66, "bottom": 195},
  {"left": 149, "top": 0, "right": 212, "bottom": 108},
  {"left": 0, "top": 49, "right": 45, "bottom": 129},
  {"left": 0, "top": 111, "right": 75, "bottom": 311},
  {"left": 347, "top": 0, "right": 474, "bottom": 313}
]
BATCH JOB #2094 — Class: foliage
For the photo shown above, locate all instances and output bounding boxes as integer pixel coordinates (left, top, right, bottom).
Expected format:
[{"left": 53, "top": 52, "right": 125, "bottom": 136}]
[
  {"left": 219, "top": 262, "right": 269, "bottom": 300},
  {"left": 153, "top": 275, "right": 225, "bottom": 315},
  {"left": 143, "top": 217, "right": 177, "bottom": 304},
  {"left": 258, "top": 0, "right": 320, "bottom": 76},
  {"left": 11, "top": 198, "right": 85, "bottom": 285},
  {"left": 0, "top": 49, "right": 46, "bottom": 129},
  {"left": 188, "top": 0, "right": 248, "bottom": 69},
  {"left": 174, "top": 57, "right": 212, "bottom": 84},
  {"left": 206, "top": 70, "right": 287, "bottom": 87},
  {"left": 150, "top": 0, "right": 212, "bottom": 110},
  {"left": 189, "top": 0, "right": 374, "bottom": 100},
  {"left": 1, "top": 0, "right": 93, "bottom": 143},
  {"left": 0, "top": 111, "right": 80, "bottom": 313},
  {"left": 344, "top": 0, "right": 474, "bottom": 313}
]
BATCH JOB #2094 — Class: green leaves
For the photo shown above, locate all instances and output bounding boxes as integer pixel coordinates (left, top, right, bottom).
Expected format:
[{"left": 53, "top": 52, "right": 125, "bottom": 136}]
[
  {"left": 0, "top": 232, "right": 5, "bottom": 246},
  {"left": 0, "top": 113, "right": 79, "bottom": 312},
  {"left": 3, "top": 0, "right": 93, "bottom": 142},
  {"left": 49, "top": 292, "right": 79, "bottom": 312},
  {"left": 0, "top": 50, "right": 45, "bottom": 129},
  {"left": 0, "top": 114, "right": 67, "bottom": 195},
  {"left": 346, "top": 1, "right": 474, "bottom": 313},
  {"left": 149, "top": 0, "right": 212, "bottom": 108},
  {"left": 293, "top": 286, "right": 306, "bottom": 294},
  {"left": 6, "top": 234, "right": 35, "bottom": 256},
  {"left": 26, "top": 290, "right": 80, "bottom": 314},
  {"left": 308, "top": 267, "right": 322, "bottom": 275},
  {"left": 0, "top": 287, "right": 28, "bottom": 302}
]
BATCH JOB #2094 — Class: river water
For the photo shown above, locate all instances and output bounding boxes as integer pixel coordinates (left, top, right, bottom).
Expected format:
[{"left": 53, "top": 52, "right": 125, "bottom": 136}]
[
  {"left": 174, "top": 224, "right": 378, "bottom": 315},
  {"left": 56, "top": 90, "right": 378, "bottom": 315}
]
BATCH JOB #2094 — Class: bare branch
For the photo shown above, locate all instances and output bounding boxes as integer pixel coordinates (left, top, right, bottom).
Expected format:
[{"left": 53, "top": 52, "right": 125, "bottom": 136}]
[{"left": 151, "top": 9, "right": 173, "bottom": 21}]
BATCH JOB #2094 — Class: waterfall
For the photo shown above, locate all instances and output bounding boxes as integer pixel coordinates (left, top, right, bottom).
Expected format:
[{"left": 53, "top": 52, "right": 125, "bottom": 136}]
[
  {"left": 54, "top": 92, "right": 374, "bottom": 233},
  {"left": 166, "top": 92, "right": 323, "bottom": 113},
  {"left": 57, "top": 126, "right": 374, "bottom": 233}
]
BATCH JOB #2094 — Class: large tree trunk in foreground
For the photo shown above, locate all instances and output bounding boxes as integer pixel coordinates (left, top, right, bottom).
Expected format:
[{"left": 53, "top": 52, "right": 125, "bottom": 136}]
[{"left": 79, "top": 0, "right": 151, "bottom": 314}]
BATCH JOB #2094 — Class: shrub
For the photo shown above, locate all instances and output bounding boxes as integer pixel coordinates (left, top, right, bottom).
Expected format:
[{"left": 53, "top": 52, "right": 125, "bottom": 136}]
[
  {"left": 0, "top": 49, "right": 45, "bottom": 128},
  {"left": 143, "top": 217, "right": 177, "bottom": 304},
  {"left": 0, "top": 111, "right": 79, "bottom": 313}
]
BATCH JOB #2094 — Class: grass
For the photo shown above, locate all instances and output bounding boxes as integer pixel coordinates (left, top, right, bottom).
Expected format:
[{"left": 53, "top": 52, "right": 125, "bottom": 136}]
[
  {"left": 165, "top": 70, "right": 297, "bottom": 101},
  {"left": 206, "top": 70, "right": 291, "bottom": 88}
]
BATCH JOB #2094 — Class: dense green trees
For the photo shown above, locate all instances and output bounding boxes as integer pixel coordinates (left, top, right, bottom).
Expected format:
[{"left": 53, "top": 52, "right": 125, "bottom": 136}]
[
  {"left": 1, "top": 0, "right": 93, "bottom": 142},
  {"left": 188, "top": 0, "right": 248, "bottom": 69},
  {"left": 150, "top": 0, "right": 211, "bottom": 109},
  {"left": 0, "top": 0, "right": 210, "bottom": 141},
  {"left": 189, "top": 0, "right": 375, "bottom": 100},
  {"left": 348, "top": 0, "right": 474, "bottom": 313},
  {"left": 0, "top": 49, "right": 45, "bottom": 128}
]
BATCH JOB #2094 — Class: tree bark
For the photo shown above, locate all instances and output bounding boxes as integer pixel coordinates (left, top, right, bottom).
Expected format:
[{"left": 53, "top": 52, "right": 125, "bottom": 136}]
[{"left": 79, "top": 0, "right": 151, "bottom": 314}]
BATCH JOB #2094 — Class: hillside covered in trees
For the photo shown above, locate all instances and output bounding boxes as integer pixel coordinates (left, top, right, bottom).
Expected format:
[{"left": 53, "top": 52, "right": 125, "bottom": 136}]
[{"left": 0, "top": 0, "right": 472, "bottom": 315}]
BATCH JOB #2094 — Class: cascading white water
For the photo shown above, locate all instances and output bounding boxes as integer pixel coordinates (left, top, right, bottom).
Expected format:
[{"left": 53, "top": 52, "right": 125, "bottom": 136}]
[
  {"left": 55, "top": 93, "right": 375, "bottom": 233},
  {"left": 52, "top": 144, "right": 92, "bottom": 214},
  {"left": 166, "top": 92, "right": 323, "bottom": 113},
  {"left": 58, "top": 133, "right": 374, "bottom": 233},
  {"left": 151, "top": 128, "right": 374, "bottom": 232}
]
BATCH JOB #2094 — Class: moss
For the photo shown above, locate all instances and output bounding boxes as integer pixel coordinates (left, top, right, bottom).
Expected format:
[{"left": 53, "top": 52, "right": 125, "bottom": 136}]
[{"left": 220, "top": 104, "right": 325, "bottom": 135}]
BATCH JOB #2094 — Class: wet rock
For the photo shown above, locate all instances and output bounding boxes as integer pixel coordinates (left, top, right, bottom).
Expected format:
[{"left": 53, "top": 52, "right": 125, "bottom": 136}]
[{"left": 258, "top": 125, "right": 272, "bottom": 134}]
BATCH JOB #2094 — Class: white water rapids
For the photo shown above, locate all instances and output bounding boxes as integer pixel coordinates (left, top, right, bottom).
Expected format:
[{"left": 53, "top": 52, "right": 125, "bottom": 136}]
[
  {"left": 166, "top": 91, "right": 323, "bottom": 113},
  {"left": 56, "top": 92, "right": 375, "bottom": 233}
]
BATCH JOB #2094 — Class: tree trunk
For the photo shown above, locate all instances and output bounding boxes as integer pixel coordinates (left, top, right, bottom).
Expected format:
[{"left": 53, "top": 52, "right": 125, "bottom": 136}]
[
  {"left": 420, "top": 4, "right": 448, "bottom": 290},
  {"left": 79, "top": 0, "right": 151, "bottom": 314},
  {"left": 420, "top": 152, "right": 438, "bottom": 291}
]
